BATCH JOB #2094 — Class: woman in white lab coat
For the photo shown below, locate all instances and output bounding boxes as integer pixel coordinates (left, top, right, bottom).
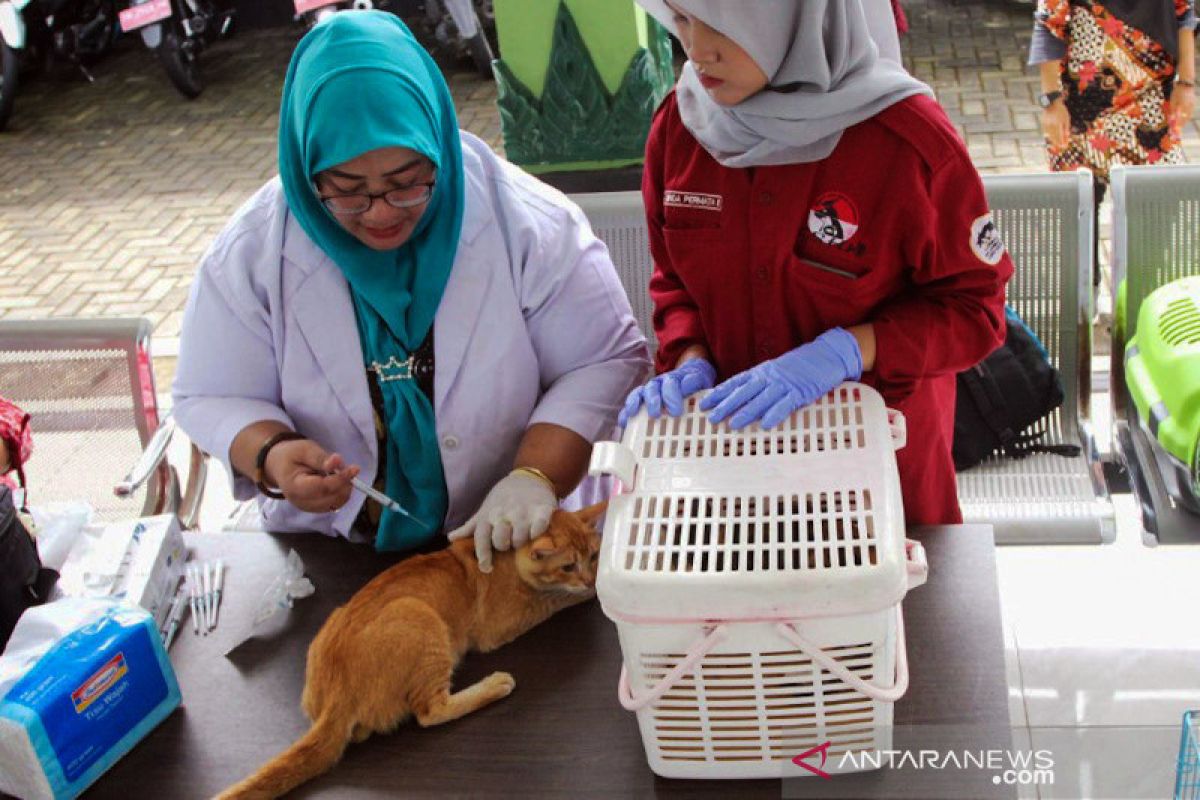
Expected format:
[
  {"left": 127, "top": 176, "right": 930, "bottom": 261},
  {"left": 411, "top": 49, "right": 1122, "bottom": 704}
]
[{"left": 172, "top": 12, "right": 649, "bottom": 570}]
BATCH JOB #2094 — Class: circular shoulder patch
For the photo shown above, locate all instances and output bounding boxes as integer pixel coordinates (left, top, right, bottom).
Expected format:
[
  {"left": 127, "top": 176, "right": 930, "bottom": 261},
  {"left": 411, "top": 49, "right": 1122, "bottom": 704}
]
[
  {"left": 808, "top": 192, "right": 859, "bottom": 246},
  {"left": 970, "top": 213, "right": 1005, "bottom": 266}
]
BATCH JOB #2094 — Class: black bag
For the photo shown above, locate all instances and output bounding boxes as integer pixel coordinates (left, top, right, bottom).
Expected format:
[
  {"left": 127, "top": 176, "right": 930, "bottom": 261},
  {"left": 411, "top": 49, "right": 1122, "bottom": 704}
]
[
  {"left": 0, "top": 485, "right": 53, "bottom": 652},
  {"left": 952, "top": 310, "right": 1082, "bottom": 471}
]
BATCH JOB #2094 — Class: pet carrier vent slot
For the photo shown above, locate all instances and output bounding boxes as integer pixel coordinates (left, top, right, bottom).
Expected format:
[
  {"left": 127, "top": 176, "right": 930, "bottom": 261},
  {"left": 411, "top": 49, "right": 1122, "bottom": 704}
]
[
  {"left": 642, "top": 643, "right": 879, "bottom": 763},
  {"left": 621, "top": 491, "right": 878, "bottom": 574},
  {"left": 1160, "top": 297, "right": 1200, "bottom": 347},
  {"left": 638, "top": 386, "right": 868, "bottom": 460}
]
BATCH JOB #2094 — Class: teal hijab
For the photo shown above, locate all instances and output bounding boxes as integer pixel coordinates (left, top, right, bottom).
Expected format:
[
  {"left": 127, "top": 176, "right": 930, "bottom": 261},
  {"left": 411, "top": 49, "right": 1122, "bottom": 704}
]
[{"left": 278, "top": 11, "right": 463, "bottom": 550}]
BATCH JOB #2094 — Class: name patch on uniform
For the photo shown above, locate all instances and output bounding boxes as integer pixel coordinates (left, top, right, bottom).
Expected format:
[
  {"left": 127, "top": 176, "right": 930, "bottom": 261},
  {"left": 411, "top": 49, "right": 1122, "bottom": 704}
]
[
  {"left": 970, "top": 213, "right": 1005, "bottom": 266},
  {"left": 664, "top": 190, "right": 723, "bottom": 212},
  {"left": 808, "top": 192, "right": 859, "bottom": 246}
]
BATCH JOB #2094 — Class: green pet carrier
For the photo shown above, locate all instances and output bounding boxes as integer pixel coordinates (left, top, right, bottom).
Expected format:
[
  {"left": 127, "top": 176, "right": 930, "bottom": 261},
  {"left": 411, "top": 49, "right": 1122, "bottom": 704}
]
[{"left": 1124, "top": 276, "right": 1200, "bottom": 514}]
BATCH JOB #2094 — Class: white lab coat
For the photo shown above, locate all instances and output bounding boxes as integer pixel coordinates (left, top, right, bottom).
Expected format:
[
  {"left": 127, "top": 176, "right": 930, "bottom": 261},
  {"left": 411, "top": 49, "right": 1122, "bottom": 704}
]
[{"left": 173, "top": 132, "right": 650, "bottom": 541}]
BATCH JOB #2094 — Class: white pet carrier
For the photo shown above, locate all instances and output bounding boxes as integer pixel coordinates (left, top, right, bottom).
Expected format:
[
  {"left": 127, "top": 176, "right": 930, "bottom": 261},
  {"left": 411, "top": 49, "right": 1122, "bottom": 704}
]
[{"left": 589, "top": 383, "right": 928, "bottom": 780}]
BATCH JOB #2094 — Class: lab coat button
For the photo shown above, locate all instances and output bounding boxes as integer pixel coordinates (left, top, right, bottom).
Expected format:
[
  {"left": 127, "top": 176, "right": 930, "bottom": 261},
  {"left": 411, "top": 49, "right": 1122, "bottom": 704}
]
[{"left": 442, "top": 435, "right": 460, "bottom": 450}]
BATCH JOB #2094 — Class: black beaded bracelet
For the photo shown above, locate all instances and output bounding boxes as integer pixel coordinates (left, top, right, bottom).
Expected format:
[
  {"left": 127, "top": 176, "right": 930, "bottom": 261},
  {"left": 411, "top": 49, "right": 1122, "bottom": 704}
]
[{"left": 254, "top": 431, "right": 305, "bottom": 499}]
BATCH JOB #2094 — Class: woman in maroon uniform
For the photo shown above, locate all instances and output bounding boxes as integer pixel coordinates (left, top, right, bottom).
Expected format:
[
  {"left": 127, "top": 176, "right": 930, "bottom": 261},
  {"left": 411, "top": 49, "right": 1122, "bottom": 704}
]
[{"left": 620, "top": 0, "right": 1013, "bottom": 525}]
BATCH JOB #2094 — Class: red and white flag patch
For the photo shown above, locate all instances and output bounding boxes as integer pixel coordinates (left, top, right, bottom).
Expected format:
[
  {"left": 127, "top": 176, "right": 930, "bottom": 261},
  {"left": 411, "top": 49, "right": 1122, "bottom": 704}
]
[{"left": 808, "top": 192, "right": 859, "bottom": 246}]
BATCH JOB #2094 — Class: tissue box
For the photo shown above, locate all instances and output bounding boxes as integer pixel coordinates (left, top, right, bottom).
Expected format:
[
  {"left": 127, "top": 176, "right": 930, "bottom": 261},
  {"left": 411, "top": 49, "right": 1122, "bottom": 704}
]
[
  {"left": 57, "top": 516, "right": 186, "bottom": 629},
  {"left": 0, "top": 598, "right": 181, "bottom": 800}
]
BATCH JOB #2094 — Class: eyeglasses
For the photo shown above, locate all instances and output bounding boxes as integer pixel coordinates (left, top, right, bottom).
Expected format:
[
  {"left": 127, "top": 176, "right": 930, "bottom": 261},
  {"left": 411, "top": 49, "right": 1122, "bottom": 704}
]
[{"left": 317, "top": 180, "right": 436, "bottom": 215}]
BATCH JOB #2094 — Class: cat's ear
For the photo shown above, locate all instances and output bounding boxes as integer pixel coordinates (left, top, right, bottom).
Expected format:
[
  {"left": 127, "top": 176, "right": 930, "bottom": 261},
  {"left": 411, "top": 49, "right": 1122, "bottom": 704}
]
[
  {"left": 530, "top": 536, "right": 559, "bottom": 561},
  {"left": 575, "top": 500, "right": 609, "bottom": 530}
]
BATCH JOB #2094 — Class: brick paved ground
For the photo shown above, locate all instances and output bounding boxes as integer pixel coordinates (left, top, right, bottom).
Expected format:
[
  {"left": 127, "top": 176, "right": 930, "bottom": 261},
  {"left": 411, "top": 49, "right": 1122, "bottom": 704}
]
[
  {"left": 1, "top": 0, "right": 1197, "bottom": 343},
  {"left": 0, "top": 26, "right": 499, "bottom": 335}
]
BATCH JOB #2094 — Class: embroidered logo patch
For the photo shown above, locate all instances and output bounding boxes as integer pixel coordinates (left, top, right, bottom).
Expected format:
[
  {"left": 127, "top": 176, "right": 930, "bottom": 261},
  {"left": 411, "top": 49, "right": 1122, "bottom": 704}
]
[
  {"left": 808, "top": 192, "right": 859, "bottom": 246},
  {"left": 970, "top": 213, "right": 1005, "bottom": 265},
  {"left": 663, "top": 190, "right": 723, "bottom": 212}
]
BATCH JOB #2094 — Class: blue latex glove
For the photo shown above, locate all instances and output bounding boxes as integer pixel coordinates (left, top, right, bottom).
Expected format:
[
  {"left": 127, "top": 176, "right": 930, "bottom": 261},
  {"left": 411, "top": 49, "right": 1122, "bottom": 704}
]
[
  {"left": 618, "top": 358, "right": 717, "bottom": 426},
  {"left": 700, "top": 328, "right": 863, "bottom": 430}
]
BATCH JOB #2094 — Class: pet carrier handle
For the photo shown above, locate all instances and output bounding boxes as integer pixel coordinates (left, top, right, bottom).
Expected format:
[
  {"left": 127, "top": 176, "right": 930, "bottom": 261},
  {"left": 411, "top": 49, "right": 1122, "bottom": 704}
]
[
  {"left": 616, "top": 625, "right": 729, "bottom": 711},
  {"left": 906, "top": 539, "right": 928, "bottom": 590},
  {"left": 887, "top": 409, "right": 907, "bottom": 450},
  {"left": 589, "top": 441, "right": 637, "bottom": 490},
  {"left": 775, "top": 608, "right": 910, "bottom": 703}
]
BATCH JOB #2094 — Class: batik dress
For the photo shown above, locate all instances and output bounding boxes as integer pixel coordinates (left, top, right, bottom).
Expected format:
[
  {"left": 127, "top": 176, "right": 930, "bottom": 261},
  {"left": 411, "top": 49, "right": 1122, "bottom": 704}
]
[{"left": 1035, "top": 0, "right": 1195, "bottom": 185}]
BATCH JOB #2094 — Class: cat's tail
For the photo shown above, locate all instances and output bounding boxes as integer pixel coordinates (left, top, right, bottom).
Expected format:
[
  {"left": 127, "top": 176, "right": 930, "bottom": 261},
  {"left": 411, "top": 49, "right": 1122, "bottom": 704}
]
[{"left": 215, "top": 707, "right": 353, "bottom": 800}]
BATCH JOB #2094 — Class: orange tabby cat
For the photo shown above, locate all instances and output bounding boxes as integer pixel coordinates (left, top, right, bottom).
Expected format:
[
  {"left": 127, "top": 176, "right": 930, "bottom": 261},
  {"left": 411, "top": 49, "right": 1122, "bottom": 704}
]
[{"left": 216, "top": 502, "right": 605, "bottom": 800}]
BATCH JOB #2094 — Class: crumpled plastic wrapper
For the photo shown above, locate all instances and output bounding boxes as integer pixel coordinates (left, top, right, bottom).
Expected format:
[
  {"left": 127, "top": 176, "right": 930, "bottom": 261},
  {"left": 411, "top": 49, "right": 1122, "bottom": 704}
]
[
  {"left": 252, "top": 548, "right": 315, "bottom": 626},
  {"left": 223, "top": 548, "right": 315, "bottom": 658}
]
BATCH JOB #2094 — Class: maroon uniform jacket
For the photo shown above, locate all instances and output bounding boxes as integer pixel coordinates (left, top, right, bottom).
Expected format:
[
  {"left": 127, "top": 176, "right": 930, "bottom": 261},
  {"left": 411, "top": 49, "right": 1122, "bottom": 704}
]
[{"left": 643, "top": 92, "right": 1013, "bottom": 524}]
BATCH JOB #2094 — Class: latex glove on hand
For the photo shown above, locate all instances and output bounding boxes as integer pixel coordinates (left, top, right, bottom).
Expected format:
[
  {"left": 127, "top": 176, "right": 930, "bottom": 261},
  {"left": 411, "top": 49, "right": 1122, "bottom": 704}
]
[
  {"left": 701, "top": 328, "right": 863, "bottom": 430},
  {"left": 447, "top": 468, "right": 558, "bottom": 573},
  {"left": 618, "top": 358, "right": 717, "bottom": 426}
]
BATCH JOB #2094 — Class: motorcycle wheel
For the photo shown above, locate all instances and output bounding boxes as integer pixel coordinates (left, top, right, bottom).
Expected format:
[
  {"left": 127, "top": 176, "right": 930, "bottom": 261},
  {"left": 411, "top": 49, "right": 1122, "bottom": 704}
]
[
  {"left": 465, "top": 29, "right": 493, "bottom": 79},
  {"left": 158, "top": 30, "right": 203, "bottom": 99},
  {"left": 0, "top": 37, "right": 16, "bottom": 132}
]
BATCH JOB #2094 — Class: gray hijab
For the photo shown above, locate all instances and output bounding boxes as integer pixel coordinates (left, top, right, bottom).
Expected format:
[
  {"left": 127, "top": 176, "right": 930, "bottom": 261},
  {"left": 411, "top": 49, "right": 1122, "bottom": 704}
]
[{"left": 636, "top": 0, "right": 933, "bottom": 166}]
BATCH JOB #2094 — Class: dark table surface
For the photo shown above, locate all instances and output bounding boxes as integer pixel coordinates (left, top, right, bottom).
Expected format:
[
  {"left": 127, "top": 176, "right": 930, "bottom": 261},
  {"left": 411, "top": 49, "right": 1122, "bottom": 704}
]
[{"left": 81, "top": 524, "right": 1015, "bottom": 799}]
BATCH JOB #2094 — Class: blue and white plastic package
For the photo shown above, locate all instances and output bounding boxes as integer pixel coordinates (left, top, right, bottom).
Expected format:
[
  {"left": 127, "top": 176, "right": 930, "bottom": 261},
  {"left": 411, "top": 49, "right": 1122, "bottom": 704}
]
[{"left": 0, "top": 598, "right": 182, "bottom": 800}]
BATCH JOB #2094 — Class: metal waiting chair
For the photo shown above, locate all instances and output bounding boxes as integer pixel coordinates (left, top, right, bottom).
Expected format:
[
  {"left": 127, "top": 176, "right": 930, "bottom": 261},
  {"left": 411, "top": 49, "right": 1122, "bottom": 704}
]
[
  {"left": 571, "top": 192, "right": 661, "bottom": 360},
  {"left": 571, "top": 175, "right": 1114, "bottom": 545},
  {"left": 960, "top": 171, "right": 1114, "bottom": 544},
  {"left": 0, "top": 318, "right": 207, "bottom": 527},
  {"left": 1110, "top": 164, "right": 1200, "bottom": 543}
]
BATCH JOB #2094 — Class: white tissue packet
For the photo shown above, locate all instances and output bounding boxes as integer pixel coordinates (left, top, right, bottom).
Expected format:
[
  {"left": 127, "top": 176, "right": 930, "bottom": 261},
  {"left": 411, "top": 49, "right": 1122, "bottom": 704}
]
[
  {"left": 56, "top": 516, "right": 187, "bottom": 629},
  {"left": 0, "top": 598, "right": 182, "bottom": 800}
]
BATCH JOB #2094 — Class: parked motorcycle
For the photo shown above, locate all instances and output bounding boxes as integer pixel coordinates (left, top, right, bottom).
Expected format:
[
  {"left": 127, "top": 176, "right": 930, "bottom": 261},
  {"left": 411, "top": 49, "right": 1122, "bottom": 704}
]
[
  {"left": 0, "top": 0, "right": 119, "bottom": 131},
  {"left": 0, "top": 0, "right": 22, "bottom": 129},
  {"left": 118, "top": 0, "right": 234, "bottom": 99},
  {"left": 294, "top": 0, "right": 493, "bottom": 80},
  {"left": 422, "top": 0, "right": 493, "bottom": 78},
  {"left": 293, "top": 0, "right": 378, "bottom": 31}
]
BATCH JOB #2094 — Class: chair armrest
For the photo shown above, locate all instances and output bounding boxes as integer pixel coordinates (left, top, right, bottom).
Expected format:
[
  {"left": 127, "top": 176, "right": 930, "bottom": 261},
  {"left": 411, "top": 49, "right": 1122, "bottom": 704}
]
[
  {"left": 177, "top": 442, "right": 208, "bottom": 530},
  {"left": 114, "top": 412, "right": 176, "bottom": 498}
]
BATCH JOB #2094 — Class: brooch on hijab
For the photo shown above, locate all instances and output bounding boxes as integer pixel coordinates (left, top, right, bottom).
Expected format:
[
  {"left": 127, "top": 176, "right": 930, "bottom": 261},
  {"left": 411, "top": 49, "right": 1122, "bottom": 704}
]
[{"left": 369, "top": 355, "right": 416, "bottom": 382}]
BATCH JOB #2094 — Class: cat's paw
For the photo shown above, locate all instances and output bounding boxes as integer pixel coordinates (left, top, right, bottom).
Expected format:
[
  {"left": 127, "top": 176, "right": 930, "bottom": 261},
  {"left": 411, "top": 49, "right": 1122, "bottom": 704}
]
[{"left": 485, "top": 671, "right": 516, "bottom": 698}]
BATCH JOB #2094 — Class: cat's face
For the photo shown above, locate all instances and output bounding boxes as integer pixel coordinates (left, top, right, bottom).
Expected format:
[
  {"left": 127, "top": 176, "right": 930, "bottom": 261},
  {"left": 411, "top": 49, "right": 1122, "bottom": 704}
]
[{"left": 516, "top": 502, "right": 605, "bottom": 595}]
